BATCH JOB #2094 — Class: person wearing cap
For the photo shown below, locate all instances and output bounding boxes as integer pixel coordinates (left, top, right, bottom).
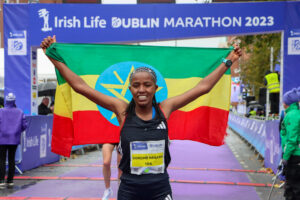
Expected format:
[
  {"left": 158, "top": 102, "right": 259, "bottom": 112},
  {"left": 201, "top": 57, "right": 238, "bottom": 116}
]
[
  {"left": 280, "top": 88, "right": 300, "bottom": 200},
  {"left": 0, "top": 93, "right": 28, "bottom": 188}
]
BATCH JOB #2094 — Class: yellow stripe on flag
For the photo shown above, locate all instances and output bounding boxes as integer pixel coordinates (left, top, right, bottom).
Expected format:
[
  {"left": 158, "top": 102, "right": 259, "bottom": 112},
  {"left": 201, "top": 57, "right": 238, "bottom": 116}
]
[
  {"left": 54, "top": 83, "right": 73, "bottom": 118},
  {"left": 54, "top": 74, "right": 230, "bottom": 115},
  {"left": 71, "top": 75, "right": 99, "bottom": 111},
  {"left": 166, "top": 75, "right": 231, "bottom": 111}
]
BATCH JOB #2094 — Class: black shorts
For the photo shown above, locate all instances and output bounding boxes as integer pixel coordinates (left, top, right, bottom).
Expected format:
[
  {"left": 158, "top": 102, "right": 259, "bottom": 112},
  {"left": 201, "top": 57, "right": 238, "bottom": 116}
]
[{"left": 118, "top": 175, "right": 172, "bottom": 200}]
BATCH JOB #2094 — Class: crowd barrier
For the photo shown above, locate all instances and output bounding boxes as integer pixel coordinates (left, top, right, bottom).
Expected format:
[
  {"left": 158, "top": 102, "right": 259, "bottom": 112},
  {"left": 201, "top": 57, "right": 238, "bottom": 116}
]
[
  {"left": 11, "top": 113, "right": 282, "bottom": 173},
  {"left": 14, "top": 115, "right": 60, "bottom": 172},
  {"left": 228, "top": 113, "right": 282, "bottom": 173},
  {"left": 12, "top": 116, "right": 98, "bottom": 173}
]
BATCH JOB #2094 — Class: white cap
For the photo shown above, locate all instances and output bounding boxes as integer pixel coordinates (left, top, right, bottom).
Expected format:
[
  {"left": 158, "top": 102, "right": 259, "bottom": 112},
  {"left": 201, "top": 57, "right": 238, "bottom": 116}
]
[{"left": 5, "top": 93, "right": 16, "bottom": 101}]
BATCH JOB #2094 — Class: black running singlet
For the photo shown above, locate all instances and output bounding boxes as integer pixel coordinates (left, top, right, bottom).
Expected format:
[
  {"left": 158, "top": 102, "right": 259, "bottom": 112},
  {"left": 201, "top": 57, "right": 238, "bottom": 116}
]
[{"left": 118, "top": 106, "right": 171, "bottom": 181}]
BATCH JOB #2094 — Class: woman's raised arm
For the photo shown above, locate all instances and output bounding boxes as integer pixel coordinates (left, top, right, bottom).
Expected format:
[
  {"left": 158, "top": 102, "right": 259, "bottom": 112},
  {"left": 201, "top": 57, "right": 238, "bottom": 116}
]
[
  {"left": 160, "top": 44, "right": 242, "bottom": 119},
  {"left": 40, "top": 36, "right": 128, "bottom": 122}
]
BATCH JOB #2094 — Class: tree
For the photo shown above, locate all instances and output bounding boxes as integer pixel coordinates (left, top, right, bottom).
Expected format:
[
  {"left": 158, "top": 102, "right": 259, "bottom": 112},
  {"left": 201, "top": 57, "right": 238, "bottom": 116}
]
[{"left": 236, "top": 33, "right": 281, "bottom": 99}]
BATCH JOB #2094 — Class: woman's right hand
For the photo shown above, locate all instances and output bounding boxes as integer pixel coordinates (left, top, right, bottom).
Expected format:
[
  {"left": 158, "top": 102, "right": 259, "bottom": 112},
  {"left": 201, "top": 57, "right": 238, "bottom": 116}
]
[{"left": 40, "top": 35, "right": 56, "bottom": 54}]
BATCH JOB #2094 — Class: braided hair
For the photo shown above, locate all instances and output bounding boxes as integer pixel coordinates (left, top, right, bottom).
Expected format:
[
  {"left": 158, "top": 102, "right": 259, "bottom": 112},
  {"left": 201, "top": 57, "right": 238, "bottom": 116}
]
[
  {"left": 129, "top": 67, "right": 157, "bottom": 83},
  {"left": 125, "top": 67, "right": 165, "bottom": 120}
]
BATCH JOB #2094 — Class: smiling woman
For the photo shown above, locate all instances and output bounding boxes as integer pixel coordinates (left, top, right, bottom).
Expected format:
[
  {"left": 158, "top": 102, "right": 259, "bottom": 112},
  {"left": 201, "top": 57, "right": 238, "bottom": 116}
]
[
  {"left": 40, "top": 35, "right": 241, "bottom": 200},
  {"left": 129, "top": 68, "right": 158, "bottom": 112}
]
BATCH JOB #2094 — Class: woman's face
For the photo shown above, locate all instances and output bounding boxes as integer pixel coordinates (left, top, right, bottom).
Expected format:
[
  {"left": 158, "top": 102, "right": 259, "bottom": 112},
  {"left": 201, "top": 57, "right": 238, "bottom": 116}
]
[{"left": 129, "top": 71, "right": 158, "bottom": 108}]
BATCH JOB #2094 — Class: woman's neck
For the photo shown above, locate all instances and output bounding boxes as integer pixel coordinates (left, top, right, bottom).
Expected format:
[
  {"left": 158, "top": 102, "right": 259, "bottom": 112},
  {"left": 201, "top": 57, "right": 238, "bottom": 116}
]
[{"left": 135, "top": 104, "right": 153, "bottom": 121}]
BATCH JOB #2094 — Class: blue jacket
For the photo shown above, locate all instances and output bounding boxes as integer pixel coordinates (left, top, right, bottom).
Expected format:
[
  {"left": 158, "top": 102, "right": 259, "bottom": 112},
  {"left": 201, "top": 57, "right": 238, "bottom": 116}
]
[{"left": 0, "top": 100, "right": 28, "bottom": 145}]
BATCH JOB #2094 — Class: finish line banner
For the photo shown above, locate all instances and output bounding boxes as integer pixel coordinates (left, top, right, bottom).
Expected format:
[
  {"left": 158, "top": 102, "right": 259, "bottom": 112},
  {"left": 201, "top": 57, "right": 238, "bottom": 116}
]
[{"left": 25, "top": 2, "right": 285, "bottom": 45}]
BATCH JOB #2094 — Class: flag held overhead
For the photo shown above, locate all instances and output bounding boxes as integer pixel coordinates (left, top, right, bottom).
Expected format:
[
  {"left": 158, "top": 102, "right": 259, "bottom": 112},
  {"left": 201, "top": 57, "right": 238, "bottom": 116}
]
[{"left": 46, "top": 43, "right": 232, "bottom": 157}]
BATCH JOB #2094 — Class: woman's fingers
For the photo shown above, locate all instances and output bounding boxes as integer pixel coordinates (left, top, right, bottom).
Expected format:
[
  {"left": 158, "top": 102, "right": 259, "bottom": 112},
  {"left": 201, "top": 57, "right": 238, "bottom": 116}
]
[
  {"left": 41, "top": 36, "right": 54, "bottom": 45},
  {"left": 233, "top": 45, "right": 242, "bottom": 57},
  {"left": 40, "top": 36, "right": 53, "bottom": 52}
]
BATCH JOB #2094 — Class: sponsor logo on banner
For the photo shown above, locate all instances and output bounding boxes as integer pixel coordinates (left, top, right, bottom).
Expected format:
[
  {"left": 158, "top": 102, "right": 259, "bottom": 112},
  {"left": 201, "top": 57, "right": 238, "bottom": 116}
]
[
  {"left": 290, "top": 29, "right": 300, "bottom": 37},
  {"left": 48, "top": 129, "right": 52, "bottom": 147},
  {"left": 288, "top": 30, "right": 300, "bottom": 55},
  {"left": 22, "top": 132, "right": 27, "bottom": 152},
  {"left": 40, "top": 134, "right": 47, "bottom": 158},
  {"left": 38, "top": 9, "right": 52, "bottom": 32},
  {"left": 265, "top": 133, "right": 280, "bottom": 164},
  {"left": 40, "top": 123, "right": 50, "bottom": 158},
  {"left": 24, "top": 135, "right": 39, "bottom": 151},
  {"left": 7, "top": 31, "right": 27, "bottom": 56},
  {"left": 288, "top": 37, "right": 300, "bottom": 55},
  {"left": 36, "top": 7, "right": 276, "bottom": 31}
]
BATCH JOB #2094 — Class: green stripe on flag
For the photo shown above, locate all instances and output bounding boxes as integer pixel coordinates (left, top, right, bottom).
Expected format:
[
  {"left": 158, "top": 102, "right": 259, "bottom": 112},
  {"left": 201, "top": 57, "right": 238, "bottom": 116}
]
[{"left": 46, "top": 43, "right": 232, "bottom": 85}]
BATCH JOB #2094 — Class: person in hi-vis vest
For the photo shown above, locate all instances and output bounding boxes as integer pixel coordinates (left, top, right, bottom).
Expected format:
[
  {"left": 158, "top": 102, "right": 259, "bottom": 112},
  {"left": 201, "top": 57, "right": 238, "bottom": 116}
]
[{"left": 264, "top": 70, "right": 280, "bottom": 115}]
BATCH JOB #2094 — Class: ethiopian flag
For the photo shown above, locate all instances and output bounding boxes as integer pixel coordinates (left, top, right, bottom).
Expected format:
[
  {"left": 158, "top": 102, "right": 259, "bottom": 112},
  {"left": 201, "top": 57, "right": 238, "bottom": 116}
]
[{"left": 46, "top": 43, "right": 232, "bottom": 157}]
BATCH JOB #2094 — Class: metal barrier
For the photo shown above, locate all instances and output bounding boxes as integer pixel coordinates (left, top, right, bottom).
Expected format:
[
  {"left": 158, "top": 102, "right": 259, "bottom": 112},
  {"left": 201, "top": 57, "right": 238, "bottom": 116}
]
[
  {"left": 18, "top": 116, "right": 60, "bottom": 172},
  {"left": 228, "top": 112, "right": 282, "bottom": 173}
]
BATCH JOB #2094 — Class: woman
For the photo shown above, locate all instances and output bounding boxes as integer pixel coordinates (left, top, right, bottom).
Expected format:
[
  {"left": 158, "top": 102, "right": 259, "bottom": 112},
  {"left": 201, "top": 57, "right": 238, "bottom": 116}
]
[
  {"left": 0, "top": 93, "right": 28, "bottom": 188},
  {"left": 281, "top": 89, "right": 300, "bottom": 200},
  {"left": 41, "top": 36, "right": 241, "bottom": 200}
]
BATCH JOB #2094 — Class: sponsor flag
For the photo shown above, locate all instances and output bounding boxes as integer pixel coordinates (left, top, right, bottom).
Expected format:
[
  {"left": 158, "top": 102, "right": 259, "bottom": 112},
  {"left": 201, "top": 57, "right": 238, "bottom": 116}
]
[{"left": 46, "top": 43, "right": 232, "bottom": 157}]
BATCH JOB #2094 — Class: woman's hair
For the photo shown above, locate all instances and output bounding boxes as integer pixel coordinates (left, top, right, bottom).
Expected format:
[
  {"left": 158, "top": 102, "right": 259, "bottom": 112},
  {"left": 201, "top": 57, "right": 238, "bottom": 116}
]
[
  {"left": 129, "top": 67, "right": 157, "bottom": 84},
  {"left": 126, "top": 67, "right": 164, "bottom": 120}
]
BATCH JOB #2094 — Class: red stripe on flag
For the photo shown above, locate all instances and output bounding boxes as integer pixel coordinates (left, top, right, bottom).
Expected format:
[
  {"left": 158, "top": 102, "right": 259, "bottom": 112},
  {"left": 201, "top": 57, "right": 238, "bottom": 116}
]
[
  {"left": 168, "top": 106, "right": 229, "bottom": 146},
  {"left": 72, "top": 111, "right": 120, "bottom": 145},
  {"left": 52, "top": 114, "right": 74, "bottom": 157}
]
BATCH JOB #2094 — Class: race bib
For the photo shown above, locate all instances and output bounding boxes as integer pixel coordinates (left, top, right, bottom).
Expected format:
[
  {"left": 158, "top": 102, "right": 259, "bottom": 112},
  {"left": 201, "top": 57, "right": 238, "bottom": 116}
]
[{"left": 130, "top": 140, "right": 165, "bottom": 175}]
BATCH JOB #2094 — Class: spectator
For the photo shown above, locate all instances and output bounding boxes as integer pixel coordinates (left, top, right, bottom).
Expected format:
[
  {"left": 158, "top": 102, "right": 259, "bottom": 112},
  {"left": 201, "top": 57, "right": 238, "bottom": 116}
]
[
  {"left": 0, "top": 93, "right": 28, "bottom": 188},
  {"left": 264, "top": 70, "right": 280, "bottom": 115},
  {"left": 280, "top": 88, "right": 300, "bottom": 200},
  {"left": 38, "top": 97, "right": 52, "bottom": 115}
]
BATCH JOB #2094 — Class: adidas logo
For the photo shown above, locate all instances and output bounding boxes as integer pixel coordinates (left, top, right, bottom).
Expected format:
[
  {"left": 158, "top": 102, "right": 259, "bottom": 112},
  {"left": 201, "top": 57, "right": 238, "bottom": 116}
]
[
  {"left": 157, "top": 121, "right": 166, "bottom": 129},
  {"left": 164, "top": 194, "right": 172, "bottom": 200}
]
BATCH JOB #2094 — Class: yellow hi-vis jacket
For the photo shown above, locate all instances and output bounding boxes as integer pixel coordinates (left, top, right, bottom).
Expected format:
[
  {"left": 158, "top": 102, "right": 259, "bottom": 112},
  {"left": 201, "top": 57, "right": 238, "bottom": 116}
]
[{"left": 265, "top": 73, "right": 280, "bottom": 93}]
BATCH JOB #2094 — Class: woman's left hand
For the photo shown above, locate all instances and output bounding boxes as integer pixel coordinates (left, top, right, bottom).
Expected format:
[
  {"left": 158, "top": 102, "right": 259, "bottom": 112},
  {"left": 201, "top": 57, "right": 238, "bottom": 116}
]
[{"left": 227, "top": 44, "right": 242, "bottom": 63}]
